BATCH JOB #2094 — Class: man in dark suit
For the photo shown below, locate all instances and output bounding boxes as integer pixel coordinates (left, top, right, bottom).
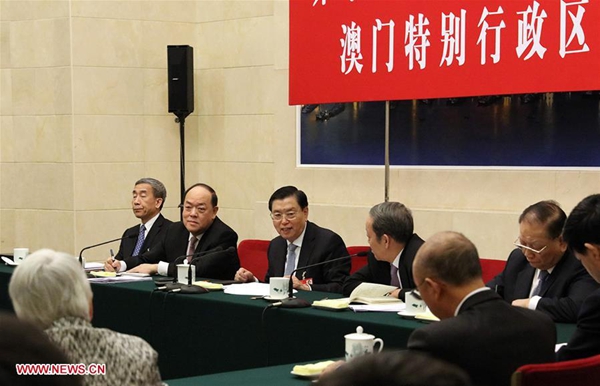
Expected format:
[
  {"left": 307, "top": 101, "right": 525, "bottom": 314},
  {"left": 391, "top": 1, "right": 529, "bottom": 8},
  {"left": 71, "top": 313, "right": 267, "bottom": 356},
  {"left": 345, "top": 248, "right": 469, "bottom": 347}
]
[
  {"left": 235, "top": 186, "right": 349, "bottom": 293},
  {"left": 487, "top": 200, "right": 598, "bottom": 322},
  {"left": 557, "top": 194, "right": 600, "bottom": 361},
  {"left": 124, "top": 183, "right": 239, "bottom": 280},
  {"left": 408, "top": 231, "right": 556, "bottom": 386},
  {"left": 105, "top": 178, "right": 171, "bottom": 273},
  {"left": 342, "top": 201, "right": 424, "bottom": 301}
]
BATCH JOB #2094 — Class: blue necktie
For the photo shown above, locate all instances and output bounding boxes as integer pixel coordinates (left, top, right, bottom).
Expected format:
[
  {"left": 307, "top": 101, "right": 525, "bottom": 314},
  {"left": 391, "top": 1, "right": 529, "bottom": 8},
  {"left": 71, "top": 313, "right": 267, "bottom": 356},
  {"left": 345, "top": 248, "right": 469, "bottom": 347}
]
[
  {"left": 284, "top": 244, "right": 298, "bottom": 276},
  {"left": 532, "top": 270, "right": 549, "bottom": 296},
  {"left": 132, "top": 224, "right": 146, "bottom": 256}
]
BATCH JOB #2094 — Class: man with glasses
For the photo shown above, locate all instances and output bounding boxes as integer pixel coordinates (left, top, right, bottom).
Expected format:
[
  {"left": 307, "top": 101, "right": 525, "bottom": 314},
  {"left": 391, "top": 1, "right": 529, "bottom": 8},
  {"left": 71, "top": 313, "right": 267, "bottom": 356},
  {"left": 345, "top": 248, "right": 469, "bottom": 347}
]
[
  {"left": 557, "top": 194, "right": 600, "bottom": 360},
  {"left": 408, "top": 231, "right": 555, "bottom": 386},
  {"left": 104, "top": 178, "right": 172, "bottom": 273},
  {"left": 123, "top": 183, "right": 239, "bottom": 279},
  {"left": 342, "top": 201, "right": 424, "bottom": 301},
  {"left": 487, "top": 200, "right": 598, "bottom": 322},
  {"left": 234, "top": 186, "right": 349, "bottom": 293}
]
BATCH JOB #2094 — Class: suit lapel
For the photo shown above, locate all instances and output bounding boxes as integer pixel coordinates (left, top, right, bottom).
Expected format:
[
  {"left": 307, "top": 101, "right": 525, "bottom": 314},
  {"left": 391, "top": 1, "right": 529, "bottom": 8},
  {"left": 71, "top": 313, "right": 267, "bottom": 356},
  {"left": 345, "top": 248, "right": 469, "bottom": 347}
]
[
  {"left": 296, "top": 222, "right": 315, "bottom": 275},
  {"left": 515, "top": 265, "right": 536, "bottom": 298},
  {"left": 539, "top": 251, "right": 567, "bottom": 296},
  {"left": 273, "top": 237, "right": 287, "bottom": 276},
  {"left": 141, "top": 215, "right": 163, "bottom": 253}
]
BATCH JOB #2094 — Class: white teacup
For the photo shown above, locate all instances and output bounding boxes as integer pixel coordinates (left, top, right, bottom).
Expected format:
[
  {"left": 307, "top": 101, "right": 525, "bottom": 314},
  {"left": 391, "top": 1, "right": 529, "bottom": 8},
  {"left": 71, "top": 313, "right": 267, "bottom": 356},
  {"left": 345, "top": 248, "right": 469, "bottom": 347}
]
[
  {"left": 405, "top": 290, "right": 427, "bottom": 315},
  {"left": 269, "top": 277, "right": 289, "bottom": 299},
  {"left": 344, "top": 326, "right": 384, "bottom": 361},
  {"left": 177, "top": 263, "right": 195, "bottom": 285},
  {"left": 13, "top": 248, "right": 29, "bottom": 264}
]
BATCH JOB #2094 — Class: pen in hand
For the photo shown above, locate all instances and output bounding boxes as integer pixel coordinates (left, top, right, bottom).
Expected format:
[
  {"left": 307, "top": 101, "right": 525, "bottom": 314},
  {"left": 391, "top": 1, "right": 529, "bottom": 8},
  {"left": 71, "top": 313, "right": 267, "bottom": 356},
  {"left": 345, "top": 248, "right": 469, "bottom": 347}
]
[{"left": 110, "top": 249, "right": 117, "bottom": 273}]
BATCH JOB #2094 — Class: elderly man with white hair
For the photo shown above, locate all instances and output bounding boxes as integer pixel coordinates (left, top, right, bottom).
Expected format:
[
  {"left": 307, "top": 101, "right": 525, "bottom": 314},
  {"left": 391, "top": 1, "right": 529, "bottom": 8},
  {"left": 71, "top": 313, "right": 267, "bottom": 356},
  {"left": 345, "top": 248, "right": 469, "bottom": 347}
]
[{"left": 8, "top": 249, "right": 162, "bottom": 386}]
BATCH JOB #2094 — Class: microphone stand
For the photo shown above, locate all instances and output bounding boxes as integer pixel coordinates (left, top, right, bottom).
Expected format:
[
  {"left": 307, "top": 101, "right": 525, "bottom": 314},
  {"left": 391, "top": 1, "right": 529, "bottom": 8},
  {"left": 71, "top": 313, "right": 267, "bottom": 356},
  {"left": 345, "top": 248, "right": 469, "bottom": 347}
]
[
  {"left": 78, "top": 234, "right": 138, "bottom": 266},
  {"left": 277, "top": 251, "right": 369, "bottom": 309}
]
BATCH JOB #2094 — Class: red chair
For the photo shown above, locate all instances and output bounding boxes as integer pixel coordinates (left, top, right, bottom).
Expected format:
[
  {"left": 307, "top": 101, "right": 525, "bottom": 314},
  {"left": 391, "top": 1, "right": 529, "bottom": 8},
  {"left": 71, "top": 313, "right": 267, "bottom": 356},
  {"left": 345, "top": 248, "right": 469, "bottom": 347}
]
[
  {"left": 511, "top": 354, "right": 600, "bottom": 386},
  {"left": 237, "top": 239, "right": 270, "bottom": 281},
  {"left": 480, "top": 258, "right": 506, "bottom": 283},
  {"left": 347, "top": 246, "right": 370, "bottom": 274}
]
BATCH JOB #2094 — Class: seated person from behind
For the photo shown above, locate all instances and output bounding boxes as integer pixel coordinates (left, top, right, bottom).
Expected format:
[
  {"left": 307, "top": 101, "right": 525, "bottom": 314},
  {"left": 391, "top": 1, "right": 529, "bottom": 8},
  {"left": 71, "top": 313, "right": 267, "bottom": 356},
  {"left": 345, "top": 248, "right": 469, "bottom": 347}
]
[
  {"left": 104, "top": 177, "right": 171, "bottom": 272},
  {"left": 114, "top": 183, "right": 239, "bottom": 280},
  {"left": 342, "top": 201, "right": 424, "bottom": 301},
  {"left": 407, "top": 232, "right": 556, "bottom": 386},
  {"left": 235, "top": 186, "right": 349, "bottom": 293},
  {"left": 8, "top": 249, "right": 162, "bottom": 386},
  {"left": 317, "top": 351, "right": 471, "bottom": 386},
  {"left": 557, "top": 194, "right": 600, "bottom": 361},
  {"left": 487, "top": 200, "right": 599, "bottom": 322}
]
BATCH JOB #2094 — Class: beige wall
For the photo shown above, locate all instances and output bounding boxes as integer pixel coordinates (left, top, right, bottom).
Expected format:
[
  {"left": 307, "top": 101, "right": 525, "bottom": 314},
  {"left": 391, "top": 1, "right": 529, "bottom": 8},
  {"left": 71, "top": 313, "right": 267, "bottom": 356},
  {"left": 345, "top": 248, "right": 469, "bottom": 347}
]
[{"left": 1, "top": 0, "right": 598, "bottom": 262}]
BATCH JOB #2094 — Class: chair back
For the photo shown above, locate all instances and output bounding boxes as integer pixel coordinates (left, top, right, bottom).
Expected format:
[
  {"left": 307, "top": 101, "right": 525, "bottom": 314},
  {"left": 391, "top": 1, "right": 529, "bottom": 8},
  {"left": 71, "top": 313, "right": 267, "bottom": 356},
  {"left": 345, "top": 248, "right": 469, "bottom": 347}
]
[
  {"left": 480, "top": 258, "right": 506, "bottom": 283},
  {"left": 238, "top": 239, "right": 270, "bottom": 281},
  {"left": 347, "top": 246, "right": 370, "bottom": 274},
  {"left": 511, "top": 354, "right": 600, "bottom": 386}
]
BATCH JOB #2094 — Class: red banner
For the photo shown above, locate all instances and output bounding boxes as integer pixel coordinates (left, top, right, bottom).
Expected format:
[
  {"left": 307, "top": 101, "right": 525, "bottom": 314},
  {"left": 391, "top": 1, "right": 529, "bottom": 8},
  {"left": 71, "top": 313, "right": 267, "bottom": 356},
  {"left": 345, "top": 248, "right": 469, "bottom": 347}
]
[{"left": 289, "top": 0, "right": 600, "bottom": 105}]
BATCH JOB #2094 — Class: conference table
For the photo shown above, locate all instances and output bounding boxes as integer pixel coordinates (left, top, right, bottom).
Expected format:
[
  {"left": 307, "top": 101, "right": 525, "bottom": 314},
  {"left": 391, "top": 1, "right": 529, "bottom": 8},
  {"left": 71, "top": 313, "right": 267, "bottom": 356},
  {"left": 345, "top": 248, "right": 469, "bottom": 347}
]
[{"left": 0, "top": 264, "right": 577, "bottom": 381}]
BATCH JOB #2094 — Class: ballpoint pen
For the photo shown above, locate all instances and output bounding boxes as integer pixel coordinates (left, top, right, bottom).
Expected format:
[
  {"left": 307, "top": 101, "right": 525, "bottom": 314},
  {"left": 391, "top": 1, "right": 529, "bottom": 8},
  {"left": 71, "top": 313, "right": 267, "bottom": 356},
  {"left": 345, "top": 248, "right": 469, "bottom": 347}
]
[{"left": 110, "top": 249, "right": 116, "bottom": 272}]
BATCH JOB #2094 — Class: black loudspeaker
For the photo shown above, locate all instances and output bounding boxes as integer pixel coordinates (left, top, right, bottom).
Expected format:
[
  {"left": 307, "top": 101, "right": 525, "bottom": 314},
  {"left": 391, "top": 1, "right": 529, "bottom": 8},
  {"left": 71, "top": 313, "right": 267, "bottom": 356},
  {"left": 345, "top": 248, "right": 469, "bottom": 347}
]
[{"left": 167, "top": 45, "right": 194, "bottom": 118}]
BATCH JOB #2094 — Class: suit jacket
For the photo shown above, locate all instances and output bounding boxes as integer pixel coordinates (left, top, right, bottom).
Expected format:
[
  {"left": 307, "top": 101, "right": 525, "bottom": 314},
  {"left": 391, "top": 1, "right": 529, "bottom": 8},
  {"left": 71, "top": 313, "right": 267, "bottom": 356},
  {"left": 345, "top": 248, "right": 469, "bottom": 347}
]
[
  {"left": 486, "top": 248, "right": 599, "bottom": 322},
  {"left": 45, "top": 316, "right": 162, "bottom": 386},
  {"left": 115, "top": 214, "right": 171, "bottom": 260},
  {"left": 342, "top": 234, "right": 424, "bottom": 301},
  {"left": 557, "top": 288, "right": 600, "bottom": 361},
  {"left": 124, "top": 217, "right": 239, "bottom": 280},
  {"left": 264, "top": 221, "right": 349, "bottom": 293},
  {"left": 407, "top": 290, "right": 556, "bottom": 386}
]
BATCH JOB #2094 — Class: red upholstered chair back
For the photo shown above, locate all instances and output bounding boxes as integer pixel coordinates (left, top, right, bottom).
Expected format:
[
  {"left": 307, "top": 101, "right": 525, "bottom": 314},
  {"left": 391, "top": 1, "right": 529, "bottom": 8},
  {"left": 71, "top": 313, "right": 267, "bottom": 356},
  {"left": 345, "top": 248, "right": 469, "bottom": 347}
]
[
  {"left": 480, "top": 258, "right": 506, "bottom": 283},
  {"left": 347, "top": 246, "right": 370, "bottom": 274},
  {"left": 237, "top": 239, "right": 270, "bottom": 281},
  {"left": 511, "top": 354, "right": 600, "bottom": 386}
]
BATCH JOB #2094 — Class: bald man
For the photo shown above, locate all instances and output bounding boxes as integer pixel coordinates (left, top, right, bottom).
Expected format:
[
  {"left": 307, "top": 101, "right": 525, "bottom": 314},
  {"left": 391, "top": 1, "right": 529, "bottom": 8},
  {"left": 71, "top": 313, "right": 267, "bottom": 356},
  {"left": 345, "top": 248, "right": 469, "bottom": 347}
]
[{"left": 407, "top": 231, "right": 555, "bottom": 386}]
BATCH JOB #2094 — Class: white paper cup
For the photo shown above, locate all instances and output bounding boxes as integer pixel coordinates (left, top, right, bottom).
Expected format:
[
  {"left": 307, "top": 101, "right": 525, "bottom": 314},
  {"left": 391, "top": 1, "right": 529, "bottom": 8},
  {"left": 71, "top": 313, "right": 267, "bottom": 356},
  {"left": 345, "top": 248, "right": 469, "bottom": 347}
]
[
  {"left": 13, "top": 248, "right": 29, "bottom": 264},
  {"left": 177, "top": 263, "right": 195, "bottom": 285},
  {"left": 269, "top": 277, "right": 289, "bottom": 299}
]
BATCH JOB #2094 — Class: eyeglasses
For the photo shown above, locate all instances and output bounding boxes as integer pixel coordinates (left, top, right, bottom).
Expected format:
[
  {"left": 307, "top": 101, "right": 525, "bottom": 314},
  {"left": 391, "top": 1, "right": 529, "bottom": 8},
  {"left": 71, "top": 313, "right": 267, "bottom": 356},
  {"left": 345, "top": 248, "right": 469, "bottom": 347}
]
[
  {"left": 179, "top": 204, "right": 208, "bottom": 214},
  {"left": 270, "top": 211, "right": 298, "bottom": 221},
  {"left": 513, "top": 237, "right": 547, "bottom": 254}
]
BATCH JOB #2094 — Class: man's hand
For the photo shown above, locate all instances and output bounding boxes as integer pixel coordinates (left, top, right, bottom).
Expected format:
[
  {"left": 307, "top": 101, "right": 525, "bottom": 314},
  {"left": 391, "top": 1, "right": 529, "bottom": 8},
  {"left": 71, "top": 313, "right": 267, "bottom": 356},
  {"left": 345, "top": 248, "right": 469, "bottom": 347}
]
[
  {"left": 235, "top": 268, "right": 256, "bottom": 282},
  {"left": 387, "top": 288, "right": 401, "bottom": 298},
  {"left": 319, "top": 360, "right": 345, "bottom": 378},
  {"left": 128, "top": 264, "right": 158, "bottom": 275},
  {"left": 512, "top": 298, "right": 531, "bottom": 308},
  {"left": 290, "top": 275, "right": 311, "bottom": 291},
  {"left": 104, "top": 257, "right": 121, "bottom": 272}
]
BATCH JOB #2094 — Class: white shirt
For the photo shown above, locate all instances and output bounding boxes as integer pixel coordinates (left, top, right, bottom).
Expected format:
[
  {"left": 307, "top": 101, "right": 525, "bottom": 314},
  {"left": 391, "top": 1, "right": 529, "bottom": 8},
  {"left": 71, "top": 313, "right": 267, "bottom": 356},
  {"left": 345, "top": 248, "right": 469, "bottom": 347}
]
[
  {"left": 391, "top": 248, "right": 405, "bottom": 288},
  {"left": 118, "top": 213, "right": 161, "bottom": 272}
]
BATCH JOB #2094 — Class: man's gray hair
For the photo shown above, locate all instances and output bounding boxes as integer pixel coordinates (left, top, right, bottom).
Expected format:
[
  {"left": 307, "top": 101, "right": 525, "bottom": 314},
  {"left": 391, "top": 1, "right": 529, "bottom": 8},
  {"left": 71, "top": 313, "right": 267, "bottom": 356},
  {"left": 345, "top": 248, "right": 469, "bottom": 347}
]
[
  {"left": 369, "top": 202, "right": 414, "bottom": 243},
  {"left": 135, "top": 177, "right": 167, "bottom": 210},
  {"left": 9, "top": 249, "right": 92, "bottom": 329}
]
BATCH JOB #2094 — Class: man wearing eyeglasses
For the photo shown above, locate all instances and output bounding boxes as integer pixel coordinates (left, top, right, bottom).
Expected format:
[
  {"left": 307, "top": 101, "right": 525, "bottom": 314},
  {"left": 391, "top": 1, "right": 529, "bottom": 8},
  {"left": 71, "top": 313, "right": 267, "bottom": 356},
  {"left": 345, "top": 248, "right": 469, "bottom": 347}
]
[
  {"left": 104, "top": 178, "right": 172, "bottom": 273},
  {"left": 408, "top": 231, "right": 555, "bottom": 386},
  {"left": 486, "top": 200, "right": 599, "bottom": 322},
  {"left": 234, "top": 186, "right": 349, "bottom": 293},
  {"left": 121, "top": 183, "right": 239, "bottom": 279},
  {"left": 557, "top": 194, "right": 600, "bottom": 361}
]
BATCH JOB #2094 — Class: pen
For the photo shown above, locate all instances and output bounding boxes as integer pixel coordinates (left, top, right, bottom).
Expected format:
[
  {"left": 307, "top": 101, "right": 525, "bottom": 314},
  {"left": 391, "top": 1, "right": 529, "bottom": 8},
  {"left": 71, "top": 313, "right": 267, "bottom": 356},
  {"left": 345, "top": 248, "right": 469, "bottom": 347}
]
[{"left": 110, "top": 249, "right": 116, "bottom": 272}]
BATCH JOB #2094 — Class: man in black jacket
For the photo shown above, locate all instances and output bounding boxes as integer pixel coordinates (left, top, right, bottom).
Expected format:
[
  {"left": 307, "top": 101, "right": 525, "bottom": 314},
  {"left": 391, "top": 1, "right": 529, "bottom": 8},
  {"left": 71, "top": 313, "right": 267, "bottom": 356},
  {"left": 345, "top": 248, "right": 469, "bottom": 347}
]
[
  {"left": 105, "top": 178, "right": 171, "bottom": 273},
  {"left": 343, "top": 201, "right": 424, "bottom": 301}
]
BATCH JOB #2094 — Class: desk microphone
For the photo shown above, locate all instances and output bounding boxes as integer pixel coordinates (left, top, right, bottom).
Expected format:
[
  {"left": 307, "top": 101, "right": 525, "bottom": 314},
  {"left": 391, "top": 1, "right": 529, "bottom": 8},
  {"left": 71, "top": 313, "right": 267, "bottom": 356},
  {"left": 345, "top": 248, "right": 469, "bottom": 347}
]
[
  {"left": 273, "top": 250, "right": 369, "bottom": 309},
  {"left": 162, "top": 247, "right": 229, "bottom": 294},
  {"left": 78, "top": 233, "right": 139, "bottom": 266}
]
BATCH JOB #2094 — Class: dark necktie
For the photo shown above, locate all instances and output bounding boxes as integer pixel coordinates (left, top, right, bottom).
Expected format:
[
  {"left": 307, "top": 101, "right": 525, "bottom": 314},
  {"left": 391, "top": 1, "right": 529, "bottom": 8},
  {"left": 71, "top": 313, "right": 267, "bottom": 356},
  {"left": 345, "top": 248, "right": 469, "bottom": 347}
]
[
  {"left": 186, "top": 236, "right": 198, "bottom": 263},
  {"left": 532, "top": 270, "right": 549, "bottom": 296},
  {"left": 390, "top": 264, "right": 400, "bottom": 288},
  {"left": 132, "top": 224, "right": 146, "bottom": 256}
]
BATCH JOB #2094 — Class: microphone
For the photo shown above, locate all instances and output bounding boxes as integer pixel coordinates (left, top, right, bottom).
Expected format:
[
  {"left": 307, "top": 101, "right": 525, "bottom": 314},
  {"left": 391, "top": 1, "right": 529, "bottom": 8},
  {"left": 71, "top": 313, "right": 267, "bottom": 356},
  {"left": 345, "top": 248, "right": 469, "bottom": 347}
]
[
  {"left": 78, "top": 233, "right": 139, "bottom": 266},
  {"left": 163, "top": 246, "right": 231, "bottom": 294},
  {"left": 277, "top": 250, "right": 369, "bottom": 309}
]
